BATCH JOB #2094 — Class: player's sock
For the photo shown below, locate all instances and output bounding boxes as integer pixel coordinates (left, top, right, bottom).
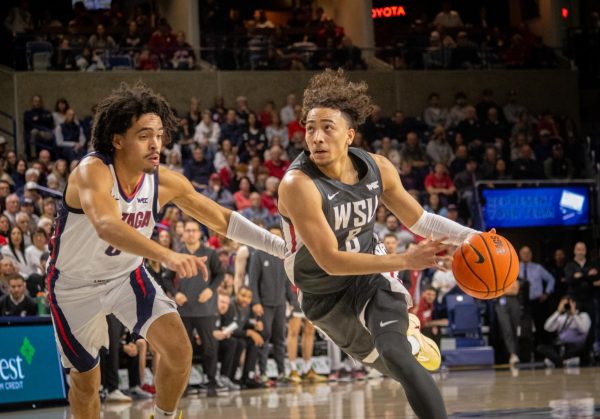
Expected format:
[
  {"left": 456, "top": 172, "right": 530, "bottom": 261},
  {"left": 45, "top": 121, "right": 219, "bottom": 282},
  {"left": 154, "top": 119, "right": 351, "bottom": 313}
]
[
  {"left": 289, "top": 361, "right": 297, "bottom": 372},
  {"left": 153, "top": 405, "right": 179, "bottom": 418}
]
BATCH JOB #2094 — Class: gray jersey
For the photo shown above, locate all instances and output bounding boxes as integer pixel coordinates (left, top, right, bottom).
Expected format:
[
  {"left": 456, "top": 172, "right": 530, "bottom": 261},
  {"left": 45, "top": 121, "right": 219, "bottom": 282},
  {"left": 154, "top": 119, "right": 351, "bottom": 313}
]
[{"left": 281, "top": 148, "right": 382, "bottom": 295}]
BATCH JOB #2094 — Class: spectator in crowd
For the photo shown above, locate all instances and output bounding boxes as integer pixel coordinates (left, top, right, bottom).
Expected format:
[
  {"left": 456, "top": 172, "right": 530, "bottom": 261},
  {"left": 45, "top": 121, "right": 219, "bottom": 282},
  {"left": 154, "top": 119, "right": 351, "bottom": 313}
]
[
  {"left": 232, "top": 176, "right": 253, "bottom": 211},
  {"left": 519, "top": 246, "right": 556, "bottom": 347},
  {"left": 4, "top": 193, "right": 20, "bottom": 225},
  {"left": 184, "top": 146, "right": 215, "bottom": 191},
  {"left": 2, "top": 226, "right": 32, "bottom": 277},
  {"left": 377, "top": 214, "right": 415, "bottom": 252},
  {"left": 479, "top": 146, "right": 499, "bottom": 180},
  {"left": 544, "top": 143, "right": 574, "bottom": 180},
  {"left": 170, "top": 31, "right": 196, "bottom": 70},
  {"left": 136, "top": 47, "right": 160, "bottom": 71},
  {"left": 537, "top": 296, "right": 591, "bottom": 368},
  {"left": 241, "top": 192, "right": 271, "bottom": 226},
  {"left": 213, "top": 139, "right": 236, "bottom": 172},
  {"left": 481, "top": 107, "right": 509, "bottom": 143},
  {"left": 503, "top": 89, "right": 527, "bottom": 125},
  {"left": 423, "top": 93, "right": 448, "bottom": 129},
  {"left": 50, "top": 159, "right": 69, "bottom": 192},
  {"left": 565, "top": 242, "right": 599, "bottom": 355},
  {"left": 447, "top": 92, "right": 468, "bottom": 128},
  {"left": 15, "top": 212, "right": 32, "bottom": 247},
  {"left": 512, "top": 144, "right": 543, "bottom": 179},
  {"left": 220, "top": 109, "right": 243, "bottom": 147},
  {"left": 52, "top": 98, "right": 70, "bottom": 126},
  {"left": 0, "top": 275, "right": 37, "bottom": 316},
  {"left": 87, "top": 23, "right": 116, "bottom": 61},
  {"left": 400, "top": 132, "right": 429, "bottom": 173},
  {"left": 547, "top": 248, "right": 568, "bottom": 305},
  {"left": 362, "top": 105, "right": 391, "bottom": 144},
  {"left": 433, "top": 1, "right": 464, "bottom": 28},
  {"left": 263, "top": 145, "right": 290, "bottom": 179},
  {"left": 0, "top": 259, "right": 16, "bottom": 295},
  {"left": 383, "top": 233, "right": 399, "bottom": 255},
  {"left": 423, "top": 193, "right": 448, "bottom": 217},
  {"left": 249, "top": 225, "right": 290, "bottom": 382},
  {"left": 23, "top": 95, "right": 54, "bottom": 159},
  {"left": 149, "top": 18, "right": 175, "bottom": 67},
  {"left": 451, "top": 32, "right": 480, "bottom": 69},
  {"left": 424, "top": 162, "right": 456, "bottom": 204},
  {"left": 448, "top": 144, "right": 468, "bottom": 177},
  {"left": 193, "top": 111, "right": 220, "bottom": 152},
  {"left": 426, "top": 125, "right": 454, "bottom": 166},
  {"left": 280, "top": 94, "right": 296, "bottom": 126},
  {"left": 495, "top": 279, "right": 521, "bottom": 365},
  {"left": 175, "top": 220, "right": 224, "bottom": 397},
  {"left": 476, "top": 89, "right": 501, "bottom": 123},
  {"left": 413, "top": 286, "right": 447, "bottom": 346},
  {"left": 203, "top": 173, "right": 235, "bottom": 210},
  {"left": 54, "top": 108, "right": 86, "bottom": 163},
  {"left": 121, "top": 20, "right": 144, "bottom": 56},
  {"left": 456, "top": 106, "right": 482, "bottom": 148},
  {"left": 261, "top": 176, "right": 279, "bottom": 217},
  {"left": 453, "top": 157, "right": 480, "bottom": 224},
  {"left": 266, "top": 112, "right": 289, "bottom": 148}
]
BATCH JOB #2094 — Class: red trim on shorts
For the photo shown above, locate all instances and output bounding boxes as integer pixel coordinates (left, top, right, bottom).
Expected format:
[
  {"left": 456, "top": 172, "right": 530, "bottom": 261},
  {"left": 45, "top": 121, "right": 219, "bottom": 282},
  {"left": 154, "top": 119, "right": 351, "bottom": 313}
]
[
  {"left": 47, "top": 265, "right": 77, "bottom": 356},
  {"left": 289, "top": 223, "right": 297, "bottom": 253},
  {"left": 135, "top": 267, "right": 147, "bottom": 298}
]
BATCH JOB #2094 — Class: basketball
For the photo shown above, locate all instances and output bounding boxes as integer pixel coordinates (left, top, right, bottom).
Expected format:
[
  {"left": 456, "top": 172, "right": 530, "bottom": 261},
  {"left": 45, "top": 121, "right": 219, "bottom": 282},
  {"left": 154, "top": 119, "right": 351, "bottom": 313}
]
[{"left": 452, "top": 232, "right": 519, "bottom": 299}]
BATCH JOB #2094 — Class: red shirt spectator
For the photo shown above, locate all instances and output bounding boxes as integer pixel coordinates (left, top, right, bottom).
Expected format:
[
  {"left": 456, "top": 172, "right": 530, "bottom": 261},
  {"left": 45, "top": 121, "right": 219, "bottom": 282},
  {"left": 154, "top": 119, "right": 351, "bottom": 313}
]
[
  {"left": 414, "top": 287, "right": 437, "bottom": 326},
  {"left": 233, "top": 176, "right": 253, "bottom": 211},
  {"left": 261, "top": 176, "right": 280, "bottom": 215},
  {"left": 264, "top": 145, "right": 290, "bottom": 179},
  {"left": 424, "top": 163, "right": 456, "bottom": 197}
]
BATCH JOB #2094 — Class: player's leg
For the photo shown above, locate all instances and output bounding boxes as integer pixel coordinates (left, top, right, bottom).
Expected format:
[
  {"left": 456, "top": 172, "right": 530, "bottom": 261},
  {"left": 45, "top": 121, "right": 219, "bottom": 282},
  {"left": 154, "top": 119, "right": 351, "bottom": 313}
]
[
  {"left": 286, "top": 316, "right": 302, "bottom": 383},
  {"left": 69, "top": 366, "right": 101, "bottom": 418},
  {"left": 365, "top": 288, "right": 447, "bottom": 419},
  {"left": 146, "top": 313, "right": 192, "bottom": 414}
]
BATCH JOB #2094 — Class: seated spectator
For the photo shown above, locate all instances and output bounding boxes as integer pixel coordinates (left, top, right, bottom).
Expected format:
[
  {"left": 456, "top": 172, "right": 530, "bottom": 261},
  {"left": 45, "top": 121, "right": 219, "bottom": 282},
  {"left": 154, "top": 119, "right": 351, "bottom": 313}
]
[
  {"left": 423, "top": 93, "right": 448, "bottom": 129},
  {"left": 121, "top": 20, "right": 145, "bottom": 56},
  {"left": 399, "top": 160, "right": 423, "bottom": 194},
  {"left": 512, "top": 144, "right": 543, "bottom": 179},
  {"left": 170, "top": 31, "right": 196, "bottom": 70},
  {"left": 431, "top": 257, "right": 457, "bottom": 303},
  {"left": 377, "top": 214, "right": 415, "bottom": 252},
  {"left": 52, "top": 98, "right": 70, "bottom": 127},
  {"left": 0, "top": 215, "right": 10, "bottom": 246},
  {"left": 76, "top": 47, "right": 106, "bottom": 71},
  {"left": 544, "top": 143, "right": 574, "bottom": 180},
  {"left": 537, "top": 296, "right": 591, "bottom": 367},
  {"left": 0, "top": 275, "right": 37, "bottom": 316},
  {"left": 479, "top": 146, "right": 499, "bottom": 180},
  {"left": 453, "top": 158, "right": 481, "bottom": 224},
  {"left": 451, "top": 32, "right": 480, "bottom": 69},
  {"left": 424, "top": 163, "right": 456, "bottom": 203},
  {"left": 287, "top": 131, "right": 305, "bottom": 161},
  {"left": 232, "top": 176, "right": 254, "bottom": 211},
  {"left": 23, "top": 95, "right": 54, "bottom": 159},
  {"left": 447, "top": 92, "right": 468, "bottom": 128},
  {"left": 136, "top": 47, "right": 160, "bottom": 71},
  {"left": 87, "top": 24, "right": 117, "bottom": 64},
  {"left": 448, "top": 144, "right": 468, "bottom": 177},
  {"left": 423, "top": 31, "right": 452, "bottom": 69},
  {"left": 241, "top": 192, "right": 272, "bottom": 226},
  {"left": 433, "top": 1, "right": 463, "bottom": 29},
  {"left": 266, "top": 112, "right": 289, "bottom": 148},
  {"left": 55, "top": 108, "right": 86, "bottom": 163},
  {"left": 183, "top": 146, "right": 215, "bottom": 191},
  {"left": 220, "top": 109, "right": 243, "bottom": 148},
  {"left": 213, "top": 139, "right": 237, "bottom": 172},
  {"left": 286, "top": 105, "right": 305, "bottom": 142},
  {"left": 533, "top": 130, "right": 554, "bottom": 163},
  {"left": 362, "top": 105, "right": 391, "bottom": 144},
  {"left": 149, "top": 19, "right": 175, "bottom": 67},
  {"left": 413, "top": 285, "right": 448, "bottom": 346},
  {"left": 426, "top": 125, "right": 454, "bottom": 166},
  {"left": 4, "top": 193, "right": 20, "bottom": 225},
  {"left": 261, "top": 176, "right": 280, "bottom": 217},
  {"left": 376, "top": 137, "right": 401, "bottom": 168},
  {"left": 400, "top": 132, "right": 429, "bottom": 173},
  {"left": 263, "top": 145, "right": 290, "bottom": 179},
  {"left": 493, "top": 159, "right": 512, "bottom": 180},
  {"left": 476, "top": 89, "right": 501, "bottom": 123},
  {"left": 2, "top": 225, "right": 33, "bottom": 277},
  {"left": 279, "top": 94, "right": 296, "bottom": 126},
  {"left": 503, "top": 89, "right": 527, "bottom": 126},
  {"left": 203, "top": 173, "right": 235, "bottom": 210},
  {"left": 509, "top": 132, "right": 529, "bottom": 162},
  {"left": 456, "top": 106, "right": 482, "bottom": 149},
  {"left": 423, "top": 193, "right": 448, "bottom": 217},
  {"left": 481, "top": 107, "right": 509, "bottom": 143},
  {"left": 15, "top": 212, "right": 32, "bottom": 247},
  {"left": 0, "top": 259, "right": 16, "bottom": 295},
  {"left": 194, "top": 111, "right": 220, "bottom": 152}
]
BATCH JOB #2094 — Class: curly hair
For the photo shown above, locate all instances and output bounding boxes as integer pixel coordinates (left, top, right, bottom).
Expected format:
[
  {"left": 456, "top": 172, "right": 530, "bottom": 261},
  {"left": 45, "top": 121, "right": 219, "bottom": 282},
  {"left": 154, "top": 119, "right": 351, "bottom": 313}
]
[
  {"left": 301, "top": 68, "right": 373, "bottom": 129},
  {"left": 92, "top": 82, "right": 178, "bottom": 155}
]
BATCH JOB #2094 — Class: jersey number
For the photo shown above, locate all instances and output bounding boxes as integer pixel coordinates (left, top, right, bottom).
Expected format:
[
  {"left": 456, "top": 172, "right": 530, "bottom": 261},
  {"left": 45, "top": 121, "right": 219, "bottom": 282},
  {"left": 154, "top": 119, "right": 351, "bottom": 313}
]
[
  {"left": 344, "top": 228, "right": 361, "bottom": 253},
  {"left": 105, "top": 246, "right": 122, "bottom": 257}
]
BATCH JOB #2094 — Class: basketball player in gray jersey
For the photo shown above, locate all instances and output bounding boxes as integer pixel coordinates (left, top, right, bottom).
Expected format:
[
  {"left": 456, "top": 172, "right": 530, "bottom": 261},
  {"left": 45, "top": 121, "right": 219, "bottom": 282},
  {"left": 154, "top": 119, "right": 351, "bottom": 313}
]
[{"left": 278, "top": 70, "right": 480, "bottom": 419}]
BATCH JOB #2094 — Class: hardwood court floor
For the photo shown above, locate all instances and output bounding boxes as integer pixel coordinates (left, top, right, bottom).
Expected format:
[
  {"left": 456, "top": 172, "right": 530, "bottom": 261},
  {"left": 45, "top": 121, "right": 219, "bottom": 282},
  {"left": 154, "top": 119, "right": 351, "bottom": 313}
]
[{"left": 2, "top": 367, "right": 599, "bottom": 418}]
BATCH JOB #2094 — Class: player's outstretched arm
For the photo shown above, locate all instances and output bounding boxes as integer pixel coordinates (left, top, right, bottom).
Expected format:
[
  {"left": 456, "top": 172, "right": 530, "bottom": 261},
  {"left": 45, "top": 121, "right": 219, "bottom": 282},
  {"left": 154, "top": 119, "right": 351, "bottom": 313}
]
[
  {"left": 372, "top": 154, "right": 478, "bottom": 246},
  {"left": 159, "top": 168, "right": 286, "bottom": 258},
  {"left": 74, "top": 158, "right": 206, "bottom": 278},
  {"left": 278, "top": 170, "right": 447, "bottom": 275}
]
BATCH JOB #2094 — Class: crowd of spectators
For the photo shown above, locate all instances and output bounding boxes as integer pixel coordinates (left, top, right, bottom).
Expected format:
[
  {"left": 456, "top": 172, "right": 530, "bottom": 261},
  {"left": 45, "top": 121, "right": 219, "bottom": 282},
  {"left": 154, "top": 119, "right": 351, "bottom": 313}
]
[{"left": 0, "top": 83, "right": 597, "bottom": 399}]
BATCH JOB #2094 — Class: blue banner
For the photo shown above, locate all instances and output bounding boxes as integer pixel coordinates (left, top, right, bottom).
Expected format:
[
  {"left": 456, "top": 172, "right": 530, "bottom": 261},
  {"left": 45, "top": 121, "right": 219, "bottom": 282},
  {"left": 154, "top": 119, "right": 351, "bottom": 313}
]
[
  {"left": 0, "top": 323, "right": 66, "bottom": 405},
  {"left": 482, "top": 186, "right": 589, "bottom": 228}
]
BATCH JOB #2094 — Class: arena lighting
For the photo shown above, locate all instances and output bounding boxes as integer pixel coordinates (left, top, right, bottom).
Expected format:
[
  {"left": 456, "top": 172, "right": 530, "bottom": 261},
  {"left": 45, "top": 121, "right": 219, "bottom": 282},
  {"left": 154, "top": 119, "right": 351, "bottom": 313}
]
[
  {"left": 561, "top": 7, "right": 569, "bottom": 19},
  {"left": 372, "top": 5, "right": 406, "bottom": 19}
]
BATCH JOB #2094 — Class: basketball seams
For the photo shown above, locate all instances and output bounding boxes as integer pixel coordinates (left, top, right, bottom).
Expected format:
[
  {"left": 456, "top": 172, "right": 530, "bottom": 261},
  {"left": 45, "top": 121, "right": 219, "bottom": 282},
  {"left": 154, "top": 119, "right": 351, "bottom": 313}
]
[
  {"left": 459, "top": 242, "right": 490, "bottom": 298},
  {"left": 479, "top": 234, "right": 498, "bottom": 293}
]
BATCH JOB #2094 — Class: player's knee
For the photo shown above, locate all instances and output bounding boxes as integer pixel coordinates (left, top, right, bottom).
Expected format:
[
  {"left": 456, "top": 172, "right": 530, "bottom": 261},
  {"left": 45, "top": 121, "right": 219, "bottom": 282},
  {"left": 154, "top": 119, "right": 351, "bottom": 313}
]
[
  {"left": 70, "top": 372, "right": 99, "bottom": 399},
  {"left": 375, "top": 332, "right": 414, "bottom": 369},
  {"left": 163, "top": 339, "right": 192, "bottom": 373}
]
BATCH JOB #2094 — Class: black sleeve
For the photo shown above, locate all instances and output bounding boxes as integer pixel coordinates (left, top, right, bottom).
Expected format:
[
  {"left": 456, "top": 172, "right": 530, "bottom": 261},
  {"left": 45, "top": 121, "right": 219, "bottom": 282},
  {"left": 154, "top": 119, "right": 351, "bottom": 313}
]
[{"left": 208, "top": 250, "right": 225, "bottom": 292}]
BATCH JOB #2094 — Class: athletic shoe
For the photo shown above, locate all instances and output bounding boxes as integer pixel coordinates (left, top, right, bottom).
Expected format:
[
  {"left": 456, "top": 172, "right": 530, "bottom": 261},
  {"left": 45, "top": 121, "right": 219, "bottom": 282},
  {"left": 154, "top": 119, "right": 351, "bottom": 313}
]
[
  {"left": 406, "top": 313, "right": 441, "bottom": 371},
  {"left": 351, "top": 369, "right": 366, "bottom": 381},
  {"left": 286, "top": 370, "right": 302, "bottom": 384},
  {"left": 128, "top": 385, "right": 153, "bottom": 399},
  {"left": 141, "top": 383, "right": 156, "bottom": 394},
  {"left": 509, "top": 354, "right": 520, "bottom": 366},
  {"left": 105, "top": 389, "right": 133, "bottom": 403},
  {"left": 302, "top": 368, "right": 328, "bottom": 383},
  {"left": 328, "top": 370, "right": 340, "bottom": 382},
  {"left": 544, "top": 358, "right": 556, "bottom": 369},
  {"left": 241, "top": 378, "right": 266, "bottom": 389},
  {"left": 218, "top": 376, "right": 240, "bottom": 391}
]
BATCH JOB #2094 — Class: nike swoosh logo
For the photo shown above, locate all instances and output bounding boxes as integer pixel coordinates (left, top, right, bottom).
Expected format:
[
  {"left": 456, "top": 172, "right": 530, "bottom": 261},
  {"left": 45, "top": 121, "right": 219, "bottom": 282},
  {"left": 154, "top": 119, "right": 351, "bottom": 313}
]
[
  {"left": 468, "top": 243, "right": 485, "bottom": 264},
  {"left": 327, "top": 192, "right": 340, "bottom": 200},
  {"left": 380, "top": 320, "right": 399, "bottom": 328}
]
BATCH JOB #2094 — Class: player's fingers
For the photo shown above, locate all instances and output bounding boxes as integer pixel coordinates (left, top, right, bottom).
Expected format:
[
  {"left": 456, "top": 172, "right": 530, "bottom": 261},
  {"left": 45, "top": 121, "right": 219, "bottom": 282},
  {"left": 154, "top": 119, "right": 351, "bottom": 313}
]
[
  {"left": 187, "top": 258, "right": 198, "bottom": 278},
  {"left": 196, "top": 257, "right": 209, "bottom": 281},
  {"left": 178, "top": 263, "right": 189, "bottom": 278}
]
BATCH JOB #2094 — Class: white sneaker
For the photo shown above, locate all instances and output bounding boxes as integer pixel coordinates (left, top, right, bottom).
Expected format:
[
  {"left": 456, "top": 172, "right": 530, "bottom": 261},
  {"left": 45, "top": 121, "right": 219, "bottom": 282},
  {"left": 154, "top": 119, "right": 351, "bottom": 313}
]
[
  {"left": 564, "top": 357, "right": 580, "bottom": 368},
  {"left": 544, "top": 358, "right": 556, "bottom": 369},
  {"left": 128, "top": 385, "right": 153, "bottom": 399},
  {"left": 105, "top": 389, "right": 132, "bottom": 403},
  {"left": 509, "top": 354, "right": 520, "bottom": 365}
]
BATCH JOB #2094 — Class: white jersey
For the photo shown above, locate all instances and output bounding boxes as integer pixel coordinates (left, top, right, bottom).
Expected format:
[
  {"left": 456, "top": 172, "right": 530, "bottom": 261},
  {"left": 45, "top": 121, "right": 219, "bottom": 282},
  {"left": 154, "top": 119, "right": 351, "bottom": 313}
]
[{"left": 49, "top": 152, "right": 159, "bottom": 284}]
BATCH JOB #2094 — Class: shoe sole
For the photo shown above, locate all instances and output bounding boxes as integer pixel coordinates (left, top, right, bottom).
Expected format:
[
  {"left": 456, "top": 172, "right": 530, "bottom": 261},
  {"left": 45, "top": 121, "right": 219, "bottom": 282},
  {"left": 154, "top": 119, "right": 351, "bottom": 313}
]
[{"left": 407, "top": 314, "right": 442, "bottom": 371}]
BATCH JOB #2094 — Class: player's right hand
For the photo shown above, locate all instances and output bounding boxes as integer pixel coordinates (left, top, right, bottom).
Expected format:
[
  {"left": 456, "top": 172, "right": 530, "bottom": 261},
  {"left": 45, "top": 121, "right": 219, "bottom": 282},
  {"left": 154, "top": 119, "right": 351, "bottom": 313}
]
[
  {"left": 401, "top": 237, "right": 452, "bottom": 271},
  {"left": 164, "top": 252, "right": 208, "bottom": 279}
]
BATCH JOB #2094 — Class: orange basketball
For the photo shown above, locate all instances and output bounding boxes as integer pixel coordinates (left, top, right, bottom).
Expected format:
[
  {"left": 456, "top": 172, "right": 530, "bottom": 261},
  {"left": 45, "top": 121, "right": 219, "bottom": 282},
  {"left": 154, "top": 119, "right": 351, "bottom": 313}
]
[{"left": 452, "top": 231, "right": 519, "bottom": 300}]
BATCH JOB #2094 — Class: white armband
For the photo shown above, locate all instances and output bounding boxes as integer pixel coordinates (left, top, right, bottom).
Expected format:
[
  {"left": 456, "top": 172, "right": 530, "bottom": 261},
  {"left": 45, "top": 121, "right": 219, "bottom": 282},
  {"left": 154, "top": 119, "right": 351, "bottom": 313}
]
[
  {"left": 409, "top": 211, "right": 479, "bottom": 246},
  {"left": 226, "top": 211, "right": 286, "bottom": 258}
]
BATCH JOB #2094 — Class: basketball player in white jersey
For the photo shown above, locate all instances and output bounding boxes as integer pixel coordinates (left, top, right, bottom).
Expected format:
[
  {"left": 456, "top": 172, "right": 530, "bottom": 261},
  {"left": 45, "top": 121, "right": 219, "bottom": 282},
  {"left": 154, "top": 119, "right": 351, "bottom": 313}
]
[{"left": 47, "top": 83, "right": 285, "bottom": 419}]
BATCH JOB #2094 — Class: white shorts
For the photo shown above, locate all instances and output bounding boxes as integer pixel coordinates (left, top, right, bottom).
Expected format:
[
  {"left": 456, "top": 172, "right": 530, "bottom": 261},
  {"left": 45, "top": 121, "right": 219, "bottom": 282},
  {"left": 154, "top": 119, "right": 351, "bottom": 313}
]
[{"left": 47, "top": 264, "right": 177, "bottom": 372}]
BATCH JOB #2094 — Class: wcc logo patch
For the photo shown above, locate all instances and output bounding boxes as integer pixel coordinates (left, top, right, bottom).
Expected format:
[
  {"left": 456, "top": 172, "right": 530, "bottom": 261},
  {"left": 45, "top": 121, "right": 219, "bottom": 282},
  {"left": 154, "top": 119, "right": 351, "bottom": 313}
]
[
  {"left": 366, "top": 181, "right": 379, "bottom": 191},
  {"left": 137, "top": 197, "right": 149, "bottom": 204}
]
